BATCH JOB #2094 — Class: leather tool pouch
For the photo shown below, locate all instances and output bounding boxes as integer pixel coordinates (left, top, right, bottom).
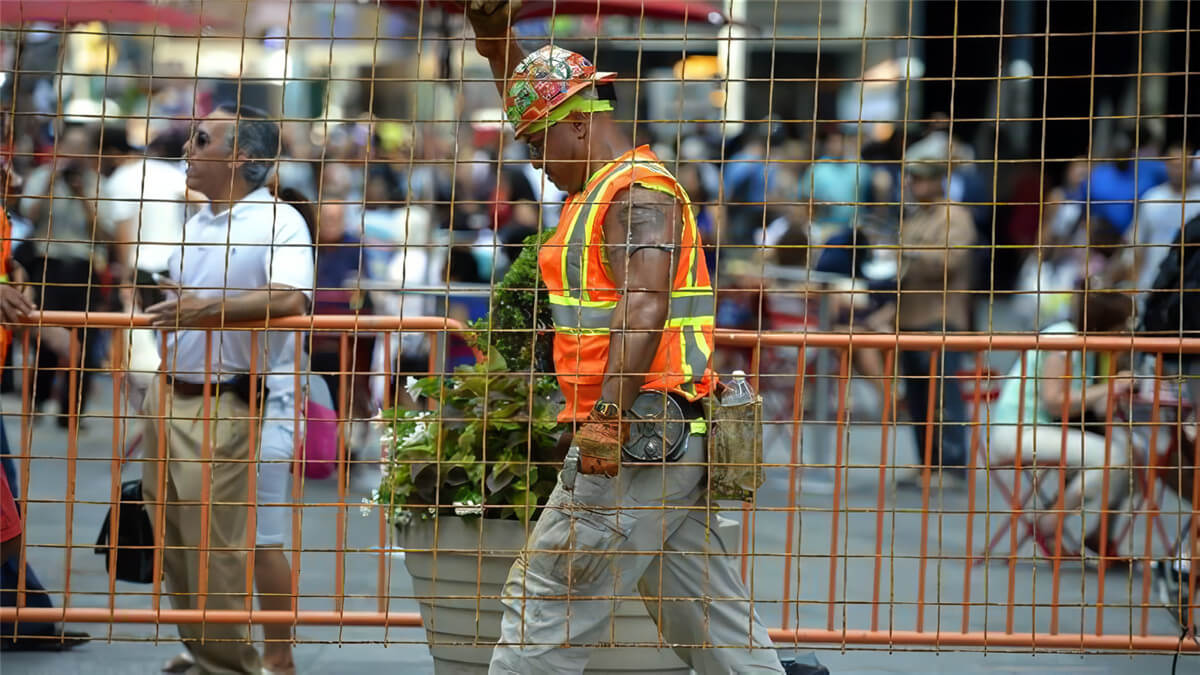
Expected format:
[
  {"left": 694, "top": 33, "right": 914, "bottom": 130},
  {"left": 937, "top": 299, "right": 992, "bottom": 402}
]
[{"left": 706, "top": 394, "right": 765, "bottom": 502}]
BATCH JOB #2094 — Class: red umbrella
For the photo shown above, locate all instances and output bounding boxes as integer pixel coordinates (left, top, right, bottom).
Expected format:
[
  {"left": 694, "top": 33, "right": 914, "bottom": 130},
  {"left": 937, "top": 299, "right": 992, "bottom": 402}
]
[
  {"left": 0, "top": 0, "right": 219, "bottom": 31},
  {"left": 385, "top": 1, "right": 728, "bottom": 26}
]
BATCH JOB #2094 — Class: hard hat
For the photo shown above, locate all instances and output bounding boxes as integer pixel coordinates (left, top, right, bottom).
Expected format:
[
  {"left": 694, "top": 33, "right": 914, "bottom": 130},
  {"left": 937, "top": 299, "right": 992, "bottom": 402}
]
[{"left": 504, "top": 45, "right": 616, "bottom": 138}]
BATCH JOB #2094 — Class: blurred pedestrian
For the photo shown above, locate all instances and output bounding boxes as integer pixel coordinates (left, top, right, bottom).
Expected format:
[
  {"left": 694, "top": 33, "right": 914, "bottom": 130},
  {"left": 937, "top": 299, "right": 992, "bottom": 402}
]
[
  {"left": 799, "top": 127, "right": 869, "bottom": 230},
  {"left": 896, "top": 136, "right": 976, "bottom": 477},
  {"left": 16, "top": 123, "right": 108, "bottom": 425},
  {"left": 1133, "top": 142, "right": 1200, "bottom": 300},
  {"left": 1072, "top": 131, "right": 1166, "bottom": 237},
  {"left": 724, "top": 124, "right": 781, "bottom": 247},
  {"left": 254, "top": 185, "right": 318, "bottom": 675},
  {"left": 102, "top": 128, "right": 189, "bottom": 287},
  {"left": 101, "top": 128, "right": 190, "bottom": 415},
  {"left": 1140, "top": 210, "right": 1200, "bottom": 619},
  {"left": 145, "top": 105, "right": 313, "bottom": 675},
  {"left": 310, "top": 176, "right": 370, "bottom": 414}
]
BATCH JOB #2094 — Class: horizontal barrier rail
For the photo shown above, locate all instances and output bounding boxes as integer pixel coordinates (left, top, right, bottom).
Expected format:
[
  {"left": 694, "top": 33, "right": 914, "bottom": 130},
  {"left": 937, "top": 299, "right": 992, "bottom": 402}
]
[
  {"left": 0, "top": 608, "right": 1193, "bottom": 653},
  {"left": 14, "top": 311, "right": 1200, "bottom": 352},
  {"left": 14, "top": 311, "right": 474, "bottom": 332}
]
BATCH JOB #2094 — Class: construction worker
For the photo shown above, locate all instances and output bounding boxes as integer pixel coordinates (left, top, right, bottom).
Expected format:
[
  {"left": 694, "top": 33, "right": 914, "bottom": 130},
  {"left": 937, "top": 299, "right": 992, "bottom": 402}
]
[{"left": 466, "top": 5, "right": 827, "bottom": 675}]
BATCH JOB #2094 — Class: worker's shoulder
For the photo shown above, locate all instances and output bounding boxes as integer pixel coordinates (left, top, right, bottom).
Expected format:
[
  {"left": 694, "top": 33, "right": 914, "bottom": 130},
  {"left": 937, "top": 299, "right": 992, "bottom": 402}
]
[{"left": 601, "top": 183, "right": 681, "bottom": 222}]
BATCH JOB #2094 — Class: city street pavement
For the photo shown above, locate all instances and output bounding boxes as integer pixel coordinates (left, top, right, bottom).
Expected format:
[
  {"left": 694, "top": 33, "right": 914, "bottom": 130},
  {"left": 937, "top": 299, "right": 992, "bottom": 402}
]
[{"left": 2, "top": 302, "right": 1196, "bottom": 673}]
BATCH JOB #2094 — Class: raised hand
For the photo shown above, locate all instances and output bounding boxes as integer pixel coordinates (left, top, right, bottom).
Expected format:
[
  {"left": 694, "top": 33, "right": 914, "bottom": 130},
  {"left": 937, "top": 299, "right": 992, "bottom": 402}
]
[{"left": 466, "top": 0, "right": 522, "bottom": 41}]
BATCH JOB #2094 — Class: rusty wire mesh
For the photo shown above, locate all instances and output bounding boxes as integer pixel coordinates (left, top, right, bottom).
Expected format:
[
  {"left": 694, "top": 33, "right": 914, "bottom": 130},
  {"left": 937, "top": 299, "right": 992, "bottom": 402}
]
[{"left": 0, "top": 1, "right": 1198, "bottom": 672}]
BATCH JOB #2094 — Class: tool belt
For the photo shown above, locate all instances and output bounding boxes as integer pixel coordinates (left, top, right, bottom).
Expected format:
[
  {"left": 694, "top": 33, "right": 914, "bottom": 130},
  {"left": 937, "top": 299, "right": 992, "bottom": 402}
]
[
  {"left": 563, "top": 391, "right": 763, "bottom": 504},
  {"left": 619, "top": 390, "right": 765, "bottom": 502}
]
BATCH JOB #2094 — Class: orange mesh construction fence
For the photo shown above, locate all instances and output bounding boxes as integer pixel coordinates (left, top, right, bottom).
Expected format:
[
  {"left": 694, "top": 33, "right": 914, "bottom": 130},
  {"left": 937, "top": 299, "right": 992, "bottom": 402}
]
[{"left": 1, "top": 1, "right": 1199, "bottom": 672}]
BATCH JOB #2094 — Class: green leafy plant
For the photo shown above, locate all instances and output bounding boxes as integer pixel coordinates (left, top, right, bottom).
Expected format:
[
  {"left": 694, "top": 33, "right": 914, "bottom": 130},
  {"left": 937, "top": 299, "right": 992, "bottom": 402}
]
[
  {"left": 469, "top": 228, "right": 557, "bottom": 385},
  {"left": 376, "top": 231, "right": 565, "bottom": 524}
]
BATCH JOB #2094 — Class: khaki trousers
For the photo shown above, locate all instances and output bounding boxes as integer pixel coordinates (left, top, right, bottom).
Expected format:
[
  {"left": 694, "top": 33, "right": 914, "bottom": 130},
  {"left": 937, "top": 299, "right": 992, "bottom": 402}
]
[
  {"left": 490, "top": 438, "right": 782, "bottom": 674},
  {"left": 141, "top": 377, "right": 262, "bottom": 674}
]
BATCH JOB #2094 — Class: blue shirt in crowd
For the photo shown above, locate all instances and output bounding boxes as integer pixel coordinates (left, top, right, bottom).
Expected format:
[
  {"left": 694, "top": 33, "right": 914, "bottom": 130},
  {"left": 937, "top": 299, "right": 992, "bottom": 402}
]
[
  {"left": 799, "top": 156, "right": 869, "bottom": 226},
  {"left": 1071, "top": 159, "right": 1167, "bottom": 235},
  {"left": 723, "top": 149, "right": 778, "bottom": 206}
]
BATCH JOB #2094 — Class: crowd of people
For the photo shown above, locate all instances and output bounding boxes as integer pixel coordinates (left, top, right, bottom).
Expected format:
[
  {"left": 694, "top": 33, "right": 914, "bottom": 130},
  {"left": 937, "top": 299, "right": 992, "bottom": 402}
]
[{"left": 0, "top": 54, "right": 1197, "bottom": 669}]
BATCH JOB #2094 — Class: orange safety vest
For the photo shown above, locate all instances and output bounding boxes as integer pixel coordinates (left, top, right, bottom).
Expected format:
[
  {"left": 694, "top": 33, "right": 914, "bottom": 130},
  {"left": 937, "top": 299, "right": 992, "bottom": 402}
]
[
  {"left": 0, "top": 209, "right": 12, "bottom": 366},
  {"left": 538, "top": 146, "right": 715, "bottom": 422}
]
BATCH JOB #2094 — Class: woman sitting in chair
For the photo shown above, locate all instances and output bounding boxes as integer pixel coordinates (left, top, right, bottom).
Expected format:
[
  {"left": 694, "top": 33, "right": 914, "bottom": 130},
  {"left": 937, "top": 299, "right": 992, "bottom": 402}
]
[{"left": 988, "top": 287, "right": 1137, "bottom": 562}]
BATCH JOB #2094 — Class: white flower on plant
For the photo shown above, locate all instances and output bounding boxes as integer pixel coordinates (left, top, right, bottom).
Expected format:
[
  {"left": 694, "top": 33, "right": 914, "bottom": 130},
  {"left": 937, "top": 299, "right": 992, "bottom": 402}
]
[
  {"left": 395, "top": 510, "right": 413, "bottom": 527},
  {"left": 400, "top": 422, "right": 428, "bottom": 447},
  {"left": 453, "top": 498, "right": 482, "bottom": 517},
  {"left": 359, "top": 498, "right": 373, "bottom": 517},
  {"left": 379, "top": 428, "right": 396, "bottom": 464}
]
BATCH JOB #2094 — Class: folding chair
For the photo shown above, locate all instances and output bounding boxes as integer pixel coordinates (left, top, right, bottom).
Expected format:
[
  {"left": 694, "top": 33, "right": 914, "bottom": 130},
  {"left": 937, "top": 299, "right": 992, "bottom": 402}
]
[
  {"left": 972, "top": 453, "right": 1068, "bottom": 566},
  {"left": 1111, "top": 383, "right": 1195, "bottom": 562}
]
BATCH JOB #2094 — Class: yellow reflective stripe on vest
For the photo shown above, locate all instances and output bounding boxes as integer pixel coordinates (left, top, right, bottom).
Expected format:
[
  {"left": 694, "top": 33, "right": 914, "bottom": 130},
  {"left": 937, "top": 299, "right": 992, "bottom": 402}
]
[
  {"left": 557, "top": 159, "right": 633, "bottom": 303},
  {"left": 551, "top": 304, "right": 616, "bottom": 330},
  {"left": 666, "top": 293, "right": 715, "bottom": 322},
  {"left": 552, "top": 291, "right": 713, "bottom": 332},
  {"left": 554, "top": 325, "right": 612, "bottom": 336},
  {"left": 683, "top": 220, "right": 699, "bottom": 288},
  {"left": 557, "top": 162, "right": 623, "bottom": 304},
  {"left": 578, "top": 164, "right": 636, "bottom": 303},
  {"left": 677, "top": 323, "right": 713, "bottom": 397},
  {"left": 548, "top": 293, "right": 615, "bottom": 308}
]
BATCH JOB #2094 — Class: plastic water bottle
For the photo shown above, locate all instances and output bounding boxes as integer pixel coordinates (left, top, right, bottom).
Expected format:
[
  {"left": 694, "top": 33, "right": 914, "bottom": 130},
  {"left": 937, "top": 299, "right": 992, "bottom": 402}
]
[{"left": 722, "top": 370, "right": 755, "bottom": 406}]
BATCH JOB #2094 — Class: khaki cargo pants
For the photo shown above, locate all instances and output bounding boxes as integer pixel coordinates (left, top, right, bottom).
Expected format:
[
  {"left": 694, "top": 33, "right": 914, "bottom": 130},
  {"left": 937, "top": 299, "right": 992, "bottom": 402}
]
[
  {"left": 141, "top": 377, "right": 262, "bottom": 674},
  {"left": 490, "top": 436, "right": 782, "bottom": 674}
]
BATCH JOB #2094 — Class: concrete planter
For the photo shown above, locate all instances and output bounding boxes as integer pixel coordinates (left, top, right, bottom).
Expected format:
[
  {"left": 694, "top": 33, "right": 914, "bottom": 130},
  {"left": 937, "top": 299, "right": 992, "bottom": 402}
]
[{"left": 396, "top": 515, "right": 690, "bottom": 674}]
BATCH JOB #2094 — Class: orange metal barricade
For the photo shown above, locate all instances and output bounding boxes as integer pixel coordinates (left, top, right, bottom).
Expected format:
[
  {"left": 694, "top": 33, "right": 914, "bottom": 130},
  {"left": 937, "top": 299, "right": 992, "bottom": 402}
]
[{"left": 0, "top": 313, "right": 1197, "bottom": 655}]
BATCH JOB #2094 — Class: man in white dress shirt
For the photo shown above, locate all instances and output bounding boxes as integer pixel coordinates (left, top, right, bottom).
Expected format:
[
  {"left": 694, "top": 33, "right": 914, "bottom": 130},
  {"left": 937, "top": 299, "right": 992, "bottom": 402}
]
[{"left": 142, "top": 104, "right": 313, "bottom": 675}]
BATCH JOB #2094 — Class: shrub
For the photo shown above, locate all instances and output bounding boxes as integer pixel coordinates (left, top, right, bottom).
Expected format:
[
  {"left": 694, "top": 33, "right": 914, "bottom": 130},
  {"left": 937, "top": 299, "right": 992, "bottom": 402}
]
[{"left": 376, "top": 231, "right": 564, "bottom": 523}]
